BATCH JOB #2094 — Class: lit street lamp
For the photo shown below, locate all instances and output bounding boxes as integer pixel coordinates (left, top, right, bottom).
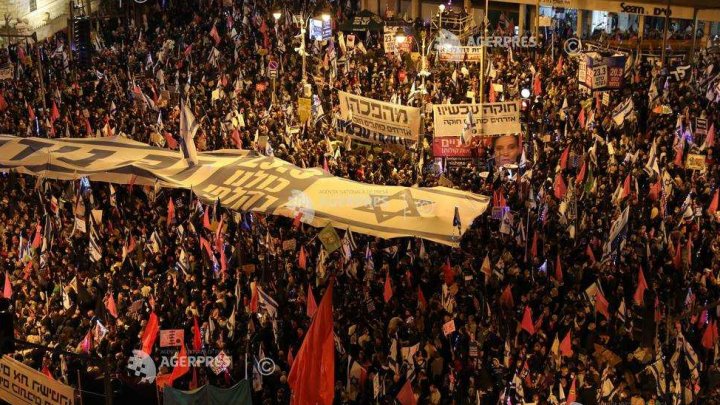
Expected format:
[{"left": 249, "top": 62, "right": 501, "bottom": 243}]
[
  {"left": 438, "top": 4, "right": 445, "bottom": 32},
  {"left": 396, "top": 29, "right": 434, "bottom": 183}
]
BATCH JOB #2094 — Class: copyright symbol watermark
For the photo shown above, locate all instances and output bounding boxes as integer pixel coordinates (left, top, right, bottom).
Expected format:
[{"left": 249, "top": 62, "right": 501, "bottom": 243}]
[
  {"left": 563, "top": 38, "right": 582, "bottom": 55},
  {"left": 257, "top": 357, "right": 276, "bottom": 375}
]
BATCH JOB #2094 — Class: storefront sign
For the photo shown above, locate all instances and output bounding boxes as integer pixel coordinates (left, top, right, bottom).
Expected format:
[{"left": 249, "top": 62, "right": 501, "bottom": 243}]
[{"left": 619, "top": 2, "right": 671, "bottom": 17}]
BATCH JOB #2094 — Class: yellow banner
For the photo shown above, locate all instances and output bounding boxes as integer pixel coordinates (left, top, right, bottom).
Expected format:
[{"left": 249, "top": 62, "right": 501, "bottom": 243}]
[
  {"left": 0, "top": 355, "right": 75, "bottom": 405},
  {"left": 0, "top": 136, "right": 488, "bottom": 246},
  {"left": 298, "top": 97, "right": 312, "bottom": 124}
]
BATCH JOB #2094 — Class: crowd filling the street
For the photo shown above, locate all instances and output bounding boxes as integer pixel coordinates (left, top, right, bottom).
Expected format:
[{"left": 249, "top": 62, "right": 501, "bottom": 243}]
[{"left": 1, "top": 0, "right": 720, "bottom": 404}]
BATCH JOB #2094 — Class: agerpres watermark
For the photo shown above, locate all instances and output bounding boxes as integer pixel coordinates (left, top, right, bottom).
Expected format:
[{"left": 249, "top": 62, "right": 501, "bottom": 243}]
[
  {"left": 465, "top": 36, "right": 540, "bottom": 48},
  {"left": 127, "top": 350, "right": 275, "bottom": 382}
]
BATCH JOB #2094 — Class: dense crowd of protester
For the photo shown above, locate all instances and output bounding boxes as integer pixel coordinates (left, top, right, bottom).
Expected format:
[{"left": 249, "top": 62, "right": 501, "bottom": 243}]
[{"left": 1, "top": 0, "right": 720, "bottom": 404}]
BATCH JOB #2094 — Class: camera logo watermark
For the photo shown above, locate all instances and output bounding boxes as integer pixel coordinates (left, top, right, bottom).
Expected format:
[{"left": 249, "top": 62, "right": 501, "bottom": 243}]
[
  {"left": 563, "top": 38, "right": 582, "bottom": 55},
  {"left": 287, "top": 190, "right": 315, "bottom": 224},
  {"left": 255, "top": 357, "right": 276, "bottom": 376},
  {"left": 127, "top": 350, "right": 157, "bottom": 383}
]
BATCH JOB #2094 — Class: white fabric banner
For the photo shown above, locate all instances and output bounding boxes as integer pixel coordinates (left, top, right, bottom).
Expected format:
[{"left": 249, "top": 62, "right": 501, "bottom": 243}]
[
  {"left": 337, "top": 91, "right": 420, "bottom": 142},
  {"left": 0, "top": 136, "right": 488, "bottom": 246},
  {"left": 433, "top": 101, "right": 521, "bottom": 138}
]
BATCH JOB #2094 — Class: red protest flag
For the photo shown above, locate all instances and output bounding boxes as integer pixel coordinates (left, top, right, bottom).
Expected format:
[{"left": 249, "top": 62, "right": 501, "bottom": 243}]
[
  {"left": 383, "top": 272, "right": 393, "bottom": 303},
  {"left": 105, "top": 294, "right": 118, "bottom": 318},
  {"left": 559, "top": 146, "right": 570, "bottom": 170},
  {"left": 488, "top": 81, "right": 497, "bottom": 103},
  {"left": 141, "top": 312, "right": 159, "bottom": 354},
  {"left": 203, "top": 209, "right": 212, "bottom": 230},
  {"left": 42, "top": 365, "right": 53, "bottom": 380},
  {"left": 192, "top": 316, "right": 202, "bottom": 351},
  {"left": 554, "top": 56, "right": 564, "bottom": 75},
  {"left": 163, "top": 132, "right": 178, "bottom": 149},
  {"left": 167, "top": 198, "right": 175, "bottom": 227},
  {"left": 560, "top": 331, "right": 573, "bottom": 357},
  {"left": 649, "top": 179, "right": 661, "bottom": 201},
  {"left": 199, "top": 237, "right": 213, "bottom": 258},
  {"left": 702, "top": 320, "right": 719, "bottom": 349},
  {"left": 81, "top": 330, "right": 93, "bottom": 353},
  {"left": 396, "top": 379, "right": 417, "bottom": 405},
  {"left": 288, "top": 280, "right": 335, "bottom": 405},
  {"left": 170, "top": 344, "right": 190, "bottom": 381},
  {"left": 673, "top": 241, "right": 682, "bottom": 270},
  {"left": 307, "top": 284, "right": 318, "bottom": 318},
  {"left": 442, "top": 259, "right": 454, "bottom": 286},
  {"left": 621, "top": 174, "right": 632, "bottom": 200},
  {"left": 209, "top": 25, "right": 221, "bottom": 45},
  {"left": 85, "top": 118, "right": 93, "bottom": 137},
  {"left": 578, "top": 108, "right": 586, "bottom": 129},
  {"left": 156, "top": 344, "right": 190, "bottom": 389},
  {"left": 706, "top": 124, "right": 715, "bottom": 148},
  {"left": 293, "top": 212, "right": 303, "bottom": 229},
  {"left": 586, "top": 244, "right": 596, "bottom": 264},
  {"left": 298, "top": 246, "right": 307, "bottom": 270},
  {"left": 633, "top": 266, "right": 648, "bottom": 305},
  {"left": 567, "top": 377, "right": 577, "bottom": 404},
  {"left": 28, "top": 103, "right": 35, "bottom": 121},
  {"left": 0, "top": 92, "right": 7, "bottom": 111},
  {"left": 249, "top": 282, "right": 259, "bottom": 313},
  {"left": 51, "top": 101, "right": 61, "bottom": 123},
  {"left": 520, "top": 306, "right": 535, "bottom": 335},
  {"left": 595, "top": 290, "right": 610, "bottom": 319},
  {"left": 417, "top": 287, "right": 427, "bottom": 309},
  {"left": 674, "top": 140, "right": 684, "bottom": 167},
  {"left": 532, "top": 74, "right": 542, "bottom": 96},
  {"left": 3, "top": 271, "right": 12, "bottom": 299},
  {"left": 554, "top": 254, "right": 563, "bottom": 284},
  {"left": 554, "top": 173, "right": 567, "bottom": 199},
  {"left": 500, "top": 285, "right": 514, "bottom": 308},
  {"left": 31, "top": 224, "right": 42, "bottom": 249},
  {"left": 575, "top": 160, "right": 587, "bottom": 185},
  {"left": 231, "top": 129, "right": 242, "bottom": 149},
  {"left": 708, "top": 189, "right": 719, "bottom": 216}
]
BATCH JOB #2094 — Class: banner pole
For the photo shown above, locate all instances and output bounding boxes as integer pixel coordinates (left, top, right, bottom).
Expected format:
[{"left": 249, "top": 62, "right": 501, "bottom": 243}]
[{"left": 77, "top": 369, "right": 85, "bottom": 405}]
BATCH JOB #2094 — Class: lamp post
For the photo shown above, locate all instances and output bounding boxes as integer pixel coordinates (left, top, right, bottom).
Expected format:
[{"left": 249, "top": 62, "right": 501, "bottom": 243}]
[
  {"left": 396, "top": 29, "right": 433, "bottom": 183},
  {"left": 272, "top": 9, "right": 281, "bottom": 104},
  {"left": 438, "top": 4, "right": 445, "bottom": 33},
  {"left": 299, "top": 17, "right": 308, "bottom": 95}
]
